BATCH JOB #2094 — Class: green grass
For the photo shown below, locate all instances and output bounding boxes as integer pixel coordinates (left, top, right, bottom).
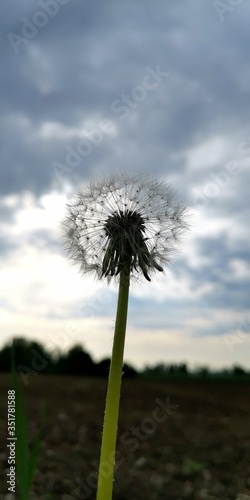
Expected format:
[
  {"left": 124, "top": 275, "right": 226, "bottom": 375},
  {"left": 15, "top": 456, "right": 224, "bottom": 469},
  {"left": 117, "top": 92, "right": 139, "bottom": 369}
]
[{"left": 11, "top": 345, "right": 46, "bottom": 499}]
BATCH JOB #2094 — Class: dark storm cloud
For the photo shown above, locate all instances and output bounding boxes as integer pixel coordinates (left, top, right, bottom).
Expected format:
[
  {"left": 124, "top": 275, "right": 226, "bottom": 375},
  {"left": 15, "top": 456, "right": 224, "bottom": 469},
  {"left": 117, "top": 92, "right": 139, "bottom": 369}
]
[
  {"left": 1, "top": 1, "right": 250, "bottom": 196},
  {"left": 174, "top": 235, "right": 250, "bottom": 310},
  {"left": 205, "top": 167, "right": 250, "bottom": 217}
]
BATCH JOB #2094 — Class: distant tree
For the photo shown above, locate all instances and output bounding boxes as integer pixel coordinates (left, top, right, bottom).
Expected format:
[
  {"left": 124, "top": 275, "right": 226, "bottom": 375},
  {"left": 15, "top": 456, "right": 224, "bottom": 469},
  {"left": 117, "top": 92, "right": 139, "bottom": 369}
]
[
  {"left": 0, "top": 338, "right": 53, "bottom": 374},
  {"left": 232, "top": 365, "right": 246, "bottom": 377},
  {"left": 96, "top": 358, "right": 110, "bottom": 377},
  {"left": 141, "top": 362, "right": 188, "bottom": 378},
  {"left": 0, "top": 344, "right": 12, "bottom": 372},
  {"left": 96, "top": 359, "right": 137, "bottom": 378},
  {"left": 123, "top": 362, "right": 137, "bottom": 378},
  {"left": 55, "top": 345, "right": 95, "bottom": 376},
  {"left": 149, "top": 363, "right": 166, "bottom": 375},
  {"left": 177, "top": 363, "right": 188, "bottom": 375},
  {"left": 168, "top": 364, "right": 176, "bottom": 375},
  {"left": 195, "top": 366, "right": 210, "bottom": 377}
]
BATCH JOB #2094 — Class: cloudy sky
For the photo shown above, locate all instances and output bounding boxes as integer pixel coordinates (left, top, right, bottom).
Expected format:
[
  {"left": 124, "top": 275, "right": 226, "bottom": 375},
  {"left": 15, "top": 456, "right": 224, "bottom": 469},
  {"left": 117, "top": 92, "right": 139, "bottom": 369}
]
[{"left": 1, "top": 0, "right": 249, "bottom": 371}]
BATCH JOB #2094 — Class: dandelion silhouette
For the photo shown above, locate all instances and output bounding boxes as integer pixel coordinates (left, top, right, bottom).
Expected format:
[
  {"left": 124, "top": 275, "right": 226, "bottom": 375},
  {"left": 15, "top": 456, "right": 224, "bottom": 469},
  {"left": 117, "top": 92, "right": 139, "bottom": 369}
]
[
  {"left": 62, "top": 173, "right": 188, "bottom": 282},
  {"left": 61, "top": 173, "right": 189, "bottom": 500}
]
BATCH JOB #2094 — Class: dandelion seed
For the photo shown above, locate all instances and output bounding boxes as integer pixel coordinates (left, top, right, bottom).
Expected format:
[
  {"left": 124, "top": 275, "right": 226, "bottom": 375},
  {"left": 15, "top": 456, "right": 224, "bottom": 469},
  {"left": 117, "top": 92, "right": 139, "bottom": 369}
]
[{"left": 61, "top": 173, "right": 189, "bottom": 283}]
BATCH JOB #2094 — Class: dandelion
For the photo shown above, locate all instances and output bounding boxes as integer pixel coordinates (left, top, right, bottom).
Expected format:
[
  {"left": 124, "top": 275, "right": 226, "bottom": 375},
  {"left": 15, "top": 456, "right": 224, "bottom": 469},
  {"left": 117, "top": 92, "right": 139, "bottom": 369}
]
[
  {"left": 61, "top": 173, "right": 188, "bottom": 283},
  {"left": 61, "top": 173, "right": 189, "bottom": 500}
]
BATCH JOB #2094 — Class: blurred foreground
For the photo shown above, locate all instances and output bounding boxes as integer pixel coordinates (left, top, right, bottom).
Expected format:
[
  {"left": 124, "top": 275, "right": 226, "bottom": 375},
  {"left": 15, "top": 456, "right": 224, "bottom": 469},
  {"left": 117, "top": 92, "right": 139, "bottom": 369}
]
[{"left": 0, "top": 374, "right": 250, "bottom": 499}]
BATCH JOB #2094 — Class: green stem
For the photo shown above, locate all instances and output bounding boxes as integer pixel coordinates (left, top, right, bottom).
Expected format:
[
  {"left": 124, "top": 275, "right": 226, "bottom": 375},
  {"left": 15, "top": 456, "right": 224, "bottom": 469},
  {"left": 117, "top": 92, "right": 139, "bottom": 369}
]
[{"left": 96, "top": 268, "right": 131, "bottom": 500}]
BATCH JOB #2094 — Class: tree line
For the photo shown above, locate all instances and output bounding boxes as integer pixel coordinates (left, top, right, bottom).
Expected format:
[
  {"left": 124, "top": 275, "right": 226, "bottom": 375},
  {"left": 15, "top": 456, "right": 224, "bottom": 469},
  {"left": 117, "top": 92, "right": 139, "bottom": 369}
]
[
  {"left": 0, "top": 338, "right": 137, "bottom": 377},
  {"left": 0, "top": 338, "right": 249, "bottom": 379}
]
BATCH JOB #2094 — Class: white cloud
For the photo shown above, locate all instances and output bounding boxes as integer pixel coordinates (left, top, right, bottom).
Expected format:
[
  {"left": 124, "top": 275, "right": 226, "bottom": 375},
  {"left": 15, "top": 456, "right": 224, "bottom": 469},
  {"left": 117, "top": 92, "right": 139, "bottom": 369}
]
[{"left": 186, "top": 136, "right": 230, "bottom": 172}]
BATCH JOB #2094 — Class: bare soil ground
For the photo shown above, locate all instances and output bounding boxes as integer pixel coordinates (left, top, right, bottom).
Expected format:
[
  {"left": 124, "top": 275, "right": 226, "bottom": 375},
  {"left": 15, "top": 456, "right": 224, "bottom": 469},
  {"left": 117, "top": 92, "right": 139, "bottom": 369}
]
[{"left": 0, "top": 374, "right": 250, "bottom": 500}]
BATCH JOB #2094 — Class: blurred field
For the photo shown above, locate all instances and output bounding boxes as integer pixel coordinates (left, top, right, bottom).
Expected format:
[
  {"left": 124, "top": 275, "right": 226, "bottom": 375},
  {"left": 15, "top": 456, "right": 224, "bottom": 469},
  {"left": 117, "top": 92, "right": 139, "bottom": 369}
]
[{"left": 0, "top": 374, "right": 250, "bottom": 500}]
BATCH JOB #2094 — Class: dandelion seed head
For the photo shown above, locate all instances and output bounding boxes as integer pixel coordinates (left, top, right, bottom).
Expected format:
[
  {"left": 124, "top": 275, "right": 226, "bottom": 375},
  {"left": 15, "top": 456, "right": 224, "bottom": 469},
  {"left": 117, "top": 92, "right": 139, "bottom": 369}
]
[{"left": 60, "top": 173, "right": 189, "bottom": 283}]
